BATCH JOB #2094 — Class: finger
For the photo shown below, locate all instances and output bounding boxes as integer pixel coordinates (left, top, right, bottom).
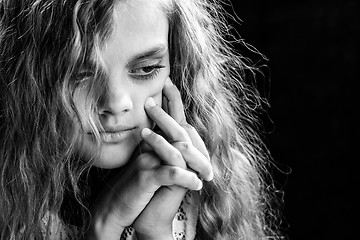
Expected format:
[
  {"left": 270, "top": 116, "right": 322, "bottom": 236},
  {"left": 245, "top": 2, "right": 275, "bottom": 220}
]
[
  {"left": 162, "top": 95, "right": 169, "bottom": 114},
  {"left": 178, "top": 124, "right": 213, "bottom": 181},
  {"left": 152, "top": 165, "right": 203, "bottom": 191},
  {"left": 145, "top": 97, "right": 191, "bottom": 142},
  {"left": 161, "top": 78, "right": 211, "bottom": 162},
  {"left": 141, "top": 128, "right": 213, "bottom": 181},
  {"left": 172, "top": 141, "right": 213, "bottom": 181},
  {"left": 162, "top": 78, "right": 186, "bottom": 123},
  {"left": 140, "top": 128, "right": 186, "bottom": 168},
  {"left": 181, "top": 123, "right": 210, "bottom": 161}
]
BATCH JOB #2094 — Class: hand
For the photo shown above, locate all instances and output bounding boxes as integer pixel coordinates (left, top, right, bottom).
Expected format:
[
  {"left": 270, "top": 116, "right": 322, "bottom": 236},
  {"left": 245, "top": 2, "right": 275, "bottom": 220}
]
[
  {"left": 88, "top": 139, "right": 203, "bottom": 239},
  {"left": 133, "top": 78, "right": 213, "bottom": 239}
]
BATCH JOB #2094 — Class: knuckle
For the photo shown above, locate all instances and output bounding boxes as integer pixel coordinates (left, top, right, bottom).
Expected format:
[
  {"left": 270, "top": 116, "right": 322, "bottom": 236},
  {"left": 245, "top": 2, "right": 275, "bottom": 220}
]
[
  {"left": 136, "top": 153, "right": 150, "bottom": 167},
  {"left": 168, "top": 167, "right": 179, "bottom": 180},
  {"left": 138, "top": 171, "right": 158, "bottom": 191},
  {"left": 181, "top": 123, "right": 195, "bottom": 132},
  {"left": 176, "top": 141, "right": 191, "bottom": 153},
  {"left": 136, "top": 152, "right": 160, "bottom": 169},
  {"left": 170, "top": 149, "right": 183, "bottom": 163},
  {"left": 173, "top": 127, "right": 189, "bottom": 140}
]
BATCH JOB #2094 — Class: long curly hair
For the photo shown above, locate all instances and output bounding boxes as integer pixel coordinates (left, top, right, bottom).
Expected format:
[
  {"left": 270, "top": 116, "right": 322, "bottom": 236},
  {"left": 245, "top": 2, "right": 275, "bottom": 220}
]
[{"left": 0, "top": 0, "right": 282, "bottom": 239}]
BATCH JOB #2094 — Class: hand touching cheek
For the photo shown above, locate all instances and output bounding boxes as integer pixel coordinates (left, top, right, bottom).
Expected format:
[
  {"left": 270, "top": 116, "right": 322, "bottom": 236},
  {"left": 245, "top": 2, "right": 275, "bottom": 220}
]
[{"left": 133, "top": 78, "right": 213, "bottom": 239}]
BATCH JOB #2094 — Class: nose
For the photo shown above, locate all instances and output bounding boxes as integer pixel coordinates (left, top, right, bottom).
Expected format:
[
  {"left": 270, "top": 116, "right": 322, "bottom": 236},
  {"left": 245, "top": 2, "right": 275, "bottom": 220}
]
[{"left": 98, "top": 84, "right": 134, "bottom": 117}]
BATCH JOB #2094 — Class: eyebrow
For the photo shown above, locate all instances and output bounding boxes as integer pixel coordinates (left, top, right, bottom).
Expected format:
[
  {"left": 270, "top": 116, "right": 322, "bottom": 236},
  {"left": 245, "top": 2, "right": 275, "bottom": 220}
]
[{"left": 127, "top": 44, "right": 168, "bottom": 65}]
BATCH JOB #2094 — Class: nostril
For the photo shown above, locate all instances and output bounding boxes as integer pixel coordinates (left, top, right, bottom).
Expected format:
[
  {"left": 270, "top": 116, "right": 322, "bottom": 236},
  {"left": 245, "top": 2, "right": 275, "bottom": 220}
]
[
  {"left": 97, "top": 93, "right": 133, "bottom": 116},
  {"left": 99, "top": 108, "right": 129, "bottom": 116}
]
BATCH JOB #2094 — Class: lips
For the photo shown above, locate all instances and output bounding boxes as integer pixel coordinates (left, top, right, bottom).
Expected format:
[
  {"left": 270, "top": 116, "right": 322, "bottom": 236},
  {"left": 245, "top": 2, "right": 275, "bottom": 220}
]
[{"left": 89, "top": 126, "right": 137, "bottom": 144}]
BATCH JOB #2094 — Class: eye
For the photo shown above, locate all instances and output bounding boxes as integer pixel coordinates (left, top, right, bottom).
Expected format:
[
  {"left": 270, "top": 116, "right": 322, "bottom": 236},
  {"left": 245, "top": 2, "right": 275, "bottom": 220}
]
[{"left": 129, "top": 65, "right": 165, "bottom": 80}]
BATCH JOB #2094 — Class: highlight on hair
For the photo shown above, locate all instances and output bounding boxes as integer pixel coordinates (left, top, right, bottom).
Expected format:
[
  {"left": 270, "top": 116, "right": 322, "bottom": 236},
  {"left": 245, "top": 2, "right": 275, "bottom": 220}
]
[
  {"left": 166, "top": 0, "right": 282, "bottom": 239},
  {"left": 0, "top": 0, "right": 113, "bottom": 239},
  {"left": 0, "top": 0, "right": 282, "bottom": 239}
]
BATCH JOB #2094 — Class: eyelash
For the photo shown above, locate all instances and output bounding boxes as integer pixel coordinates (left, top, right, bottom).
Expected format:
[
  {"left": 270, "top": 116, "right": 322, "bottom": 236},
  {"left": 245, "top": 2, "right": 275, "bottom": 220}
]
[
  {"left": 129, "top": 65, "right": 165, "bottom": 80},
  {"left": 75, "top": 64, "right": 165, "bottom": 83}
]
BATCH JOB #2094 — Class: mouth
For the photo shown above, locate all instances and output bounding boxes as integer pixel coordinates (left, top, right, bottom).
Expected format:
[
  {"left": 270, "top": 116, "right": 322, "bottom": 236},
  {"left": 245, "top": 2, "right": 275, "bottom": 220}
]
[{"left": 90, "top": 127, "right": 137, "bottom": 144}]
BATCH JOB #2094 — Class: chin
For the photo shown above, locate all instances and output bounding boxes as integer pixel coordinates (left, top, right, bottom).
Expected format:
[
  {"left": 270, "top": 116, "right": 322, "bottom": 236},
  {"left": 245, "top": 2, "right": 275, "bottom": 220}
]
[
  {"left": 93, "top": 156, "right": 130, "bottom": 169},
  {"left": 92, "top": 140, "right": 139, "bottom": 169}
]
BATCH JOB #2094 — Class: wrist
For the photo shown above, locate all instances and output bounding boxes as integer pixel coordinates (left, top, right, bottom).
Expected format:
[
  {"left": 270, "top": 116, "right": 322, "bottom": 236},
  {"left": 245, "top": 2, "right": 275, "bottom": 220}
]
[
  {"left": 135, "top": 224, "right": 173, "bottom": 240},
  {"left": 136, "top": 231, "right": 174, "bottom": 240},
  {"left": 95, "top": 217, "right": 125, "bottom": 240},
  {"left": 87, "top": 208, "right": 126, "bottom": 240}
]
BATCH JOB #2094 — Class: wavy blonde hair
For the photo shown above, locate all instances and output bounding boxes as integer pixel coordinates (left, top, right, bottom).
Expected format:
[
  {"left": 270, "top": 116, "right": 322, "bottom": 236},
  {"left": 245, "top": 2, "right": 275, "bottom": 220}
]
[
  {"left": 0, "top": 0, "right": 281, "bottom": 239},
  {"left": 166, "top": 1, "right": 281, "bottom": 239}
]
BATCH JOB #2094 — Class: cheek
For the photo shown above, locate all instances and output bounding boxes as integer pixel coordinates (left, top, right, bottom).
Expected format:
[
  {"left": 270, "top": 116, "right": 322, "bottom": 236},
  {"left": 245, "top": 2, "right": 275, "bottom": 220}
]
[
  {"left": 152, "top": 80, "right": 167, "bottom": 106},
  {"left": 152, "top": 88, "right": 163, "bottom": 105},
  {"left": 143, "top": 57, "right": 170, "bottom": 106},
  {"left": 137, "top": 77, "right": 168, "bottom": 106},
  {"left": 152, "top": 68, "right": 170, "bottom": 104}
]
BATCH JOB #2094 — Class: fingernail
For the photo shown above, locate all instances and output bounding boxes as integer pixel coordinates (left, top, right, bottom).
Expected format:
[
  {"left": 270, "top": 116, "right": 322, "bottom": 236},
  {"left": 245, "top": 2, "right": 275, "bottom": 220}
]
[
  {"left": 146, "top": 97, "right": 156, "bottom": 107},
  {"left": 141, "top": 128, "right": 152, "bottom": 138},
  {"left": 207, "top": 171, "right": 214, "bottom": 181},
  {"left": 196, "top": 179, "right": 203, "bottom": 191}
]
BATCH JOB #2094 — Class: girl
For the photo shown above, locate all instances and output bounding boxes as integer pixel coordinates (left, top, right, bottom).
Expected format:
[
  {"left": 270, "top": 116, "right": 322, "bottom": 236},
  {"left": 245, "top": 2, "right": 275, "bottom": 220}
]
[{"left": 0, "top": 0, "right": 281, "bottom": 239}]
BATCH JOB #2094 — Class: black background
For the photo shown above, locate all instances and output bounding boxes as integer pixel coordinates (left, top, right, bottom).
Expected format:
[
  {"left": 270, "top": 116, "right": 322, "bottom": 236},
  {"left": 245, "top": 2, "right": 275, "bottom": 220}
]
[{"left": 228, "top": 0, "right": 359, "bottom": 239}]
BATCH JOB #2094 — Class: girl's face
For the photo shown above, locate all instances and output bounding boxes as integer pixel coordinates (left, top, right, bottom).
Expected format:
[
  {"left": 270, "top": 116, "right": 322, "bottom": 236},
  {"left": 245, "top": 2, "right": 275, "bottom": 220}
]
[{"left": 76, "top": 0, "right": 170, "bottom": 168}]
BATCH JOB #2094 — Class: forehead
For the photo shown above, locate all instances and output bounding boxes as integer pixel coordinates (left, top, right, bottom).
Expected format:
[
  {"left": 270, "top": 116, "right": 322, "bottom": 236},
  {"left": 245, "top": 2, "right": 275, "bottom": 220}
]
[
  {"left": 114, "top": 0, "right": 167, "bottom": 24},
  {"left": 100, "top": 0, "right": 169, "bottom": 63}
]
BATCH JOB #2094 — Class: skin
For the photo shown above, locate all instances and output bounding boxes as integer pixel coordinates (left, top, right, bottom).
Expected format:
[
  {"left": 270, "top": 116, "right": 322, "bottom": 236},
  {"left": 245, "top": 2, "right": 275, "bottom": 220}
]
[
  {"left": 77, "top": 0, "right": 213, "bottom": 239},
  {"left": 77, "top": 0, "right": 170, "bottom": 169}
]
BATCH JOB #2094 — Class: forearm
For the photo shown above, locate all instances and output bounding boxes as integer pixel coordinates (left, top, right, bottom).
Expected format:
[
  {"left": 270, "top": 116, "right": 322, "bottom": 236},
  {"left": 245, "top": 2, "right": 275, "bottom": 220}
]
[
  {"left": 86, "top": 227, "right": 125, "bottom": 240},
  {"left": 135, "top": 220, "right": 174, "bottom": 240},
  {"left": 136, "top": 232, "right": 174, "bottom": 240},
  {"left": 85, "top": 213, "right": 125, "bottom": 240}
]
